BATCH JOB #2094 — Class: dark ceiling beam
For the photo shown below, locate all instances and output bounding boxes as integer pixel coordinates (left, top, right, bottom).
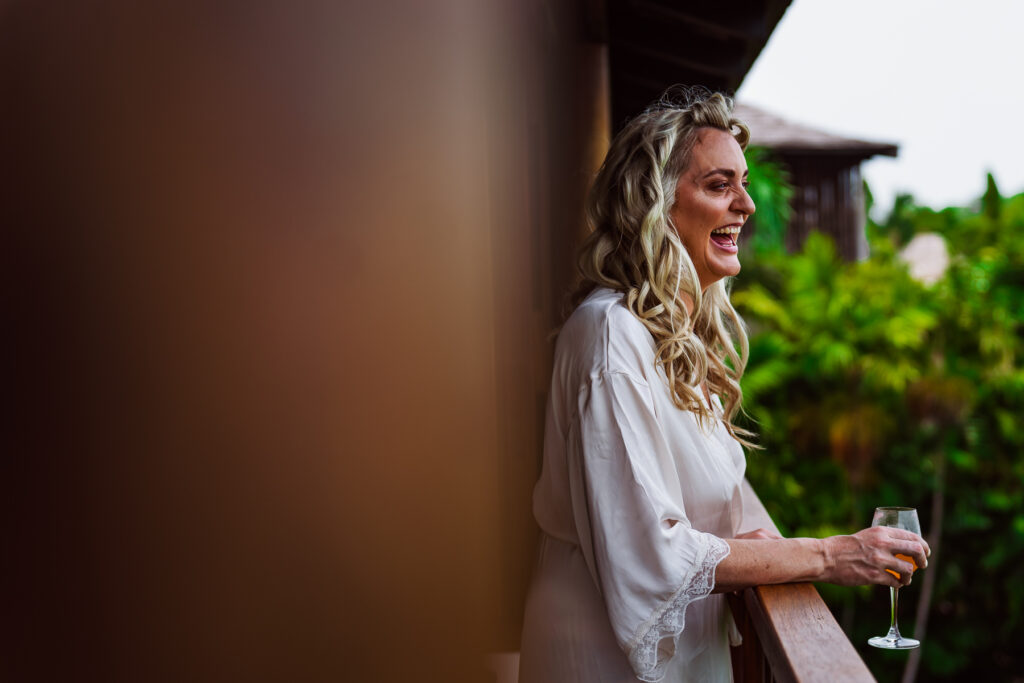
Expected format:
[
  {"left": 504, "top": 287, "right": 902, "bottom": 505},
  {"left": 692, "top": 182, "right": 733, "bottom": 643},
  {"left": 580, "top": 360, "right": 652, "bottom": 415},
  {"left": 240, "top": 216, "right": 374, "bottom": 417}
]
[
  {"left": 620, "top": 0, "right": 773, "bottom": 41},
  {"left": 606, "top": 0, "right": 793, "bottom": 129},
  {"left": 612, "top": 41, "right": 747, "bottom": 81}
]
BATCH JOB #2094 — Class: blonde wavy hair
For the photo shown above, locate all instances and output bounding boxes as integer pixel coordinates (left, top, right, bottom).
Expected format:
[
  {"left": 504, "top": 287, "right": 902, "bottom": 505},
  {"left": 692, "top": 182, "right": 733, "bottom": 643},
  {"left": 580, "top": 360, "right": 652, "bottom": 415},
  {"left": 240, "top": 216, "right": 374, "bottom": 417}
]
[{"left": 573, "top": 87, "right": 756, "bottom": 446}]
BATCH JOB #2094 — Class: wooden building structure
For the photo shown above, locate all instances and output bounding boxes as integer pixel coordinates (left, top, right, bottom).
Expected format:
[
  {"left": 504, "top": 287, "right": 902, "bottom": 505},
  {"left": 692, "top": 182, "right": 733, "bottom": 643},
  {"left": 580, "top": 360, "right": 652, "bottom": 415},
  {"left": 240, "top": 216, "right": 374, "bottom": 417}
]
[
  {"left": 736, "top": 103, "right": 899, "bottom": 260},
  {"left": 605, "top": 0, "right": 792, "bottom": 127},
  {"left": 5, "top": 0, "right": 876, "bottom": 681}
]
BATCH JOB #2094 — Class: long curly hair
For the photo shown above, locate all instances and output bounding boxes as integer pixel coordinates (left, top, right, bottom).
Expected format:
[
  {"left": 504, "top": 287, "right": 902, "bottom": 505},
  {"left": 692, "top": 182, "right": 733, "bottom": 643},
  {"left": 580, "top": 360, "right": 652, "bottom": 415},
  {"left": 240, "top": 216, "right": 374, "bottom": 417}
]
[{"left": 572, "top": 87, "right": 756, "bottom": 446}]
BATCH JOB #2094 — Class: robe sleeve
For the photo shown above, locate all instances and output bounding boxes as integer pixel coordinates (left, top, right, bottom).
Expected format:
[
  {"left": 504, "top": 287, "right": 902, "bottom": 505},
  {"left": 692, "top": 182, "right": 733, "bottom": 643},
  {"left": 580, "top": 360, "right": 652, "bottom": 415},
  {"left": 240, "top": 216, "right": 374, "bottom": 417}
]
[{"left": 568, "top": 370, "right": 730, "bottom": 682}]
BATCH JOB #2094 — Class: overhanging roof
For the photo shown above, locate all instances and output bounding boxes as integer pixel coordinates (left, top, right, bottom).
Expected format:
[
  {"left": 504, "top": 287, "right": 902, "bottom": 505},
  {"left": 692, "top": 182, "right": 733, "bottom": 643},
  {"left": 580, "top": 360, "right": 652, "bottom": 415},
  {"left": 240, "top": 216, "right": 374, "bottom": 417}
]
[
  {"left": 735, "top": 103, "right": 899, "bottom": 160},
  {"left": 605, "top": 0, "right": 793, "bottom": 129}
]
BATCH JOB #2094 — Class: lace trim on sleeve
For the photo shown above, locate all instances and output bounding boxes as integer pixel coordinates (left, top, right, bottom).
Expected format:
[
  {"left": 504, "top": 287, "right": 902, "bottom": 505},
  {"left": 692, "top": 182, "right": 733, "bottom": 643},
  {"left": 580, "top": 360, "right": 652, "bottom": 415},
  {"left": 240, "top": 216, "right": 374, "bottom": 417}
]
[{"left": 625, "top": 534, "right": 731, "bottom": 682}]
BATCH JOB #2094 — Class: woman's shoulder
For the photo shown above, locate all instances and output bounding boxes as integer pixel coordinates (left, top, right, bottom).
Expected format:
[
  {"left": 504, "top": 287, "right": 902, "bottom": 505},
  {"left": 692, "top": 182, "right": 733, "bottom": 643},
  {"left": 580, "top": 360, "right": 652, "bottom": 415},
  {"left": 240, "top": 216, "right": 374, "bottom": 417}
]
[{"left": 556, "top": 287, "right": 657, "bottom": 380}]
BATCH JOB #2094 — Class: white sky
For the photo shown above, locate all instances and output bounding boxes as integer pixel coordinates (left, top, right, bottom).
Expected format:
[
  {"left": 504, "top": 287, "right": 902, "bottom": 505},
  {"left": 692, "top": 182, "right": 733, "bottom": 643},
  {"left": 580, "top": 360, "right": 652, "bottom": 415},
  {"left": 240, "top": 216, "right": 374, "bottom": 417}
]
[{"left": 738, "top": 0, "right": 1024, "bottom": 217}]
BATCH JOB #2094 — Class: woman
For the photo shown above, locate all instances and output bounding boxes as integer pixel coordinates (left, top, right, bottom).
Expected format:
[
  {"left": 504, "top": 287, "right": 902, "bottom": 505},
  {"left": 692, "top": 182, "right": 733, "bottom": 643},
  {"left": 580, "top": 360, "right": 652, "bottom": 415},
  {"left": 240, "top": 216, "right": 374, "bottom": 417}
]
[{"left": 518, "top": 89, "right": 929, "bottom": 683}]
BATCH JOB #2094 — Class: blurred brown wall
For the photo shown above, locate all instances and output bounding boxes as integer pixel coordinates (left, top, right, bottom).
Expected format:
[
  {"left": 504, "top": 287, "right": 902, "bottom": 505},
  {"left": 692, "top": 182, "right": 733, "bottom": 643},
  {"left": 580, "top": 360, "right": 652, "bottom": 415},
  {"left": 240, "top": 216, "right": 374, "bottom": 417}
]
[{"left": 3, "top": 1, "right": 606, "bottom": 682}]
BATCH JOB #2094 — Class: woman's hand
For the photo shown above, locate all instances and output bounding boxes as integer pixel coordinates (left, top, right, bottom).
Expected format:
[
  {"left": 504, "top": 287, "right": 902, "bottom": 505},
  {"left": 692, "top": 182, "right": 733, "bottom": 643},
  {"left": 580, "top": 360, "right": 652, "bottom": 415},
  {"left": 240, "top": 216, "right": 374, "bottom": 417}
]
[{"left": 822, "top": 527, "right": 930, "bottom": 588}]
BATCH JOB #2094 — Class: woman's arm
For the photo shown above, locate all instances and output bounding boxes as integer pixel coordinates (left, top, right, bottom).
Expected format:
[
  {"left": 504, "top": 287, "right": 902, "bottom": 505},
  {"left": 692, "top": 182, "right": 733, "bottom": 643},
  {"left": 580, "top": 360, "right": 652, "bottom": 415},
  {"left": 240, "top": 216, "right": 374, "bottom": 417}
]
[
  {"left": 714, "top": 528, "right": 929, "bottom": 593},
  {"left": 714, "top": 478, "right": 931, "bottom": 593}
]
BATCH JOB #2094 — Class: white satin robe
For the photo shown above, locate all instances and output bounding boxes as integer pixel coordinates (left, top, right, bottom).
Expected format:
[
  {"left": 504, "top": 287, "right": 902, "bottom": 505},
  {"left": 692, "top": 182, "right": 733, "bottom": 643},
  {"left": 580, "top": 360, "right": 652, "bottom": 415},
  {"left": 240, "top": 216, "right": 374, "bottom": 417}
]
[{"left": 519, "top": 288, "right": 747, "bottom": 683}]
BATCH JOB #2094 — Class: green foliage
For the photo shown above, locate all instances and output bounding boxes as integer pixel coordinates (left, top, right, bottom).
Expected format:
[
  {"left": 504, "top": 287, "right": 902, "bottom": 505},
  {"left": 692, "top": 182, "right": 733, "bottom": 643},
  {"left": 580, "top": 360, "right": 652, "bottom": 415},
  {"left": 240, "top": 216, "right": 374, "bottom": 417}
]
[
  {"left": 877, "top": 192, "right": 919, "bottom": 247},
  {"left": 744, "top": 147, "right": 794, "bottom": 256},
  {"left": 983, "top": 172, "right": 1001, "bottom": 221},
  {"left": 735, "top": 179, "right": 1024, "bottom": 681}
]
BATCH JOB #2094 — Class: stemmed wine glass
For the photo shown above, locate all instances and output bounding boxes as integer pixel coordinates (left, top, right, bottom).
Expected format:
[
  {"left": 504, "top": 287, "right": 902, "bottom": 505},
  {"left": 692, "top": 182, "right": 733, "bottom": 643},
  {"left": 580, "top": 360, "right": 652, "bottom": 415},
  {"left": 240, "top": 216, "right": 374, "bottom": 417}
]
[{"left": 868, "top": 506, "right": 922, "bottom": 650}]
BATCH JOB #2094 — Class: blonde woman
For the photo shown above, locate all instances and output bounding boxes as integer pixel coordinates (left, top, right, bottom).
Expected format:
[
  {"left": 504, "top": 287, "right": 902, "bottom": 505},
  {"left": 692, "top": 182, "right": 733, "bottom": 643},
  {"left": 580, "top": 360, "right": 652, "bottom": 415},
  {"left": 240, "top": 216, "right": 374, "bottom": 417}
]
[{"left": 518, "top": 89, "right": 929, "bottom": 683}]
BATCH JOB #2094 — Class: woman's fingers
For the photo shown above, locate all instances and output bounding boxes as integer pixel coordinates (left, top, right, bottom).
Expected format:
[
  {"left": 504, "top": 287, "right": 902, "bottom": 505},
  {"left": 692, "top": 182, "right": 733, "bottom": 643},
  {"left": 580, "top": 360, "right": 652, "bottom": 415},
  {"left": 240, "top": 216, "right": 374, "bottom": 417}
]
[
  {"left": 840, "top": 527, "right": 930, "bottom": 587},
  {"left": 883, "top": 527, "right": 931, "bottom": 558},
  {"left": 882, "top": 555, "right": 917, "bottom": 585},
  {"left": 894, "top": 542, "right": 928, "bottom": 571},
  {"left": 882, "top": 531, "right": 929, "bottom": 571}
]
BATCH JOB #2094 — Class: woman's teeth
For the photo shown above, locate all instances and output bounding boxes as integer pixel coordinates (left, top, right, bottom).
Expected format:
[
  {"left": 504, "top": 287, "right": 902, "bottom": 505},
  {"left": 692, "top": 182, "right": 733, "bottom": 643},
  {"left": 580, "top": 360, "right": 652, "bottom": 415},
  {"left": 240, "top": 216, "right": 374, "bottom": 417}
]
[{"left": 711, "top": 226, "right": 740, "bottom": 246}]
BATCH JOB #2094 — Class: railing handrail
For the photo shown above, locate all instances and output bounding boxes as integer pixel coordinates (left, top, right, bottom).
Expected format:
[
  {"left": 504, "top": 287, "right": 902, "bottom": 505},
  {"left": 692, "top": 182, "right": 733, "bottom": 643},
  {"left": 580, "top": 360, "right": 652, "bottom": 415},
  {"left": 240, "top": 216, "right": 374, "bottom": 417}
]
[
  {"left": 729, "top": 583, "right": 876, "bottom": 683},
  {"left": 731, "top": 481, "right": 876, "bottom": 682}
]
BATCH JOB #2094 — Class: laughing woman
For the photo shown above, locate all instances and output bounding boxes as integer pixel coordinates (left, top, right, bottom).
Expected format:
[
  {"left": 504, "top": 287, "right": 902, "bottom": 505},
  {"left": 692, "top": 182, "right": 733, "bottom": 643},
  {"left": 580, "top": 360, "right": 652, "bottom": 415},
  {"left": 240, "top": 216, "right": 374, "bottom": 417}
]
[{"left": 518, "top": 89, "right": 929, "bottom": 683}]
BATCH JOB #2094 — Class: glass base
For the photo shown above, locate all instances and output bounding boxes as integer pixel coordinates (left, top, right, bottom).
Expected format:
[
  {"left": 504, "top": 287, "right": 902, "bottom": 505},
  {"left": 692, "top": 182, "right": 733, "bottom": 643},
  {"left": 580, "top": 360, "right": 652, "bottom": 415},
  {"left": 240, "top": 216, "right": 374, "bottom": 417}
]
[{"left": 868, "top": 635, "right": 920, "bottom": 650}]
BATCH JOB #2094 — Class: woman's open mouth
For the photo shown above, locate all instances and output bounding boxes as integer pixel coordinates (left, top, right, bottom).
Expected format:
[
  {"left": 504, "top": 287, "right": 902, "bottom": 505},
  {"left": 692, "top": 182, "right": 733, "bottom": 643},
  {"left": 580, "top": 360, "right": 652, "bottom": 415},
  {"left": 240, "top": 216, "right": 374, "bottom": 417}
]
[{"left": 710, "top": 225, "right": 741, "bottom": 250}]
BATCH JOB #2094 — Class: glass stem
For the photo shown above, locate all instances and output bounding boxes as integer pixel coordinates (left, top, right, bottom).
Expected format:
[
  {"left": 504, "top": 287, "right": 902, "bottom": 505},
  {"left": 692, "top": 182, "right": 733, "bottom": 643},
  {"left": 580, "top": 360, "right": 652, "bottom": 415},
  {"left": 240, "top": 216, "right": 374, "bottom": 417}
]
[{"left": 889, "top": 586, "right": 902, "bottom": 640}]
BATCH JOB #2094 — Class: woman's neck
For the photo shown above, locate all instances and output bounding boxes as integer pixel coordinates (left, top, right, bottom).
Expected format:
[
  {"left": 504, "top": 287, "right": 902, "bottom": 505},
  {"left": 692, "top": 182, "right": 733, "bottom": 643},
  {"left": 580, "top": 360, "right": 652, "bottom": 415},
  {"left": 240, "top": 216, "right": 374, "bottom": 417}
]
[{"left": 681, "top": 292, "right": 695, "bottom": 316}]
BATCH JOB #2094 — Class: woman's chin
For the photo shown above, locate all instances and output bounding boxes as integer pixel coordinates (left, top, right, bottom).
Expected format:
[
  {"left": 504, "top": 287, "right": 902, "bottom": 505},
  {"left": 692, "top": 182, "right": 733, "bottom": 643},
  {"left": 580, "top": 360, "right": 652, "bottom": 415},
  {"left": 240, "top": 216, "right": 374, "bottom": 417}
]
[{"left": 700, "top": 253, "right": 741, "bottom": 287}]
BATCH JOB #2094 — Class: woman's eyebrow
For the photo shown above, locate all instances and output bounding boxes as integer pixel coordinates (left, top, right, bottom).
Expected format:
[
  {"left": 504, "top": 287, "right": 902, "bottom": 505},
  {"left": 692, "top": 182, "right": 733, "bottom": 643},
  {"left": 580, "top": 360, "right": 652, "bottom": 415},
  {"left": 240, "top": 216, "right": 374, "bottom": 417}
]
[{"left": 701, "top": 168, "right": 749, "bottom": 179}]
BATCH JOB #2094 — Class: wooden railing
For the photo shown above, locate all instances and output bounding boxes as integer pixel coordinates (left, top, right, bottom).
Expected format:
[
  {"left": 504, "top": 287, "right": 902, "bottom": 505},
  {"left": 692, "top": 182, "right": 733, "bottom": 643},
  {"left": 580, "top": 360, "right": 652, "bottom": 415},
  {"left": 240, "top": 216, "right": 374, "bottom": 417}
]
[
  {"left": 730, "top": 481, "right": 876, "bottom": 682},
  {"left": 728, "top": 583, "right": 875, "bottom": 683}
]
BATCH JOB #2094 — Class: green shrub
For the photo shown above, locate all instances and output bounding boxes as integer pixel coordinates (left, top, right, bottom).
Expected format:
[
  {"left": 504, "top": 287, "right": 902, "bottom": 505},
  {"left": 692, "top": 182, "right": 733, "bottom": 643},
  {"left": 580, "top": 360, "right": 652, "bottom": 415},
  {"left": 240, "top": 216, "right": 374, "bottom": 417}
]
[{"left": 735, "top": 181, "right": 1024, "bottom": 681}]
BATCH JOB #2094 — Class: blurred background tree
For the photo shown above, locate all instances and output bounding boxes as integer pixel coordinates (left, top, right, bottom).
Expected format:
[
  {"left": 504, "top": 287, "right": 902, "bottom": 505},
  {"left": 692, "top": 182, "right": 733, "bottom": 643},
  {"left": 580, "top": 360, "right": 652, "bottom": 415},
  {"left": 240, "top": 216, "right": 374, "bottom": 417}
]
[
  {"left": 743, "top": 146, "right": 793, "bottom": 257},
  {"left": 737, "top": 155, "right": 1024, "bottom": 681}
]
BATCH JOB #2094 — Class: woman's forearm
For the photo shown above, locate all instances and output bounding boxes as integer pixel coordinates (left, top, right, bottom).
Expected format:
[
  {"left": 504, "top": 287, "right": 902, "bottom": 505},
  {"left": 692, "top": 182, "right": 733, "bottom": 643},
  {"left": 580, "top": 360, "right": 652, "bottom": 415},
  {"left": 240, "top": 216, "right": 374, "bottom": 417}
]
[
  {"left": 713, "top": 527, "right": 931, "bottom": 593},
  {"left": 714, "top": 537, "right": 827, "bottom": 592}
]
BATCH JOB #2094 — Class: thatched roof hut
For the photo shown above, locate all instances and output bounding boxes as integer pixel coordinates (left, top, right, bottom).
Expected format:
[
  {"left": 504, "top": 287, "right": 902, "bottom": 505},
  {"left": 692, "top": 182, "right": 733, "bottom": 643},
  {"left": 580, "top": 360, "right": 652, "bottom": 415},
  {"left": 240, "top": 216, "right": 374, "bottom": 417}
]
[{"left": 735, "top": 103, "right": 899, "bottom": 260}]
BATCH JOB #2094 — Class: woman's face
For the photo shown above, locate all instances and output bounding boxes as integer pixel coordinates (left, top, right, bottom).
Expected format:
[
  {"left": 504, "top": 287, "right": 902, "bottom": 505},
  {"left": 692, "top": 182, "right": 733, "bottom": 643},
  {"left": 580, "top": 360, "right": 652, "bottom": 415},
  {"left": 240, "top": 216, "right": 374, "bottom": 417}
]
[{"left": 669, "top": 127, "right": 755, "bottom": 291}]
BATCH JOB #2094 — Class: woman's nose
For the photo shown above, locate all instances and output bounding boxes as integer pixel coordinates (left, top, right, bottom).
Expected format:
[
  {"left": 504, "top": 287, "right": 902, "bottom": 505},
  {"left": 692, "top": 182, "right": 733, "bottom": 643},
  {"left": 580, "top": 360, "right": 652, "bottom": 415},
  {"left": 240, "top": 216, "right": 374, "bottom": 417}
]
[{"left": 735, "top": 188, "right": 756, "bottom": 217}]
